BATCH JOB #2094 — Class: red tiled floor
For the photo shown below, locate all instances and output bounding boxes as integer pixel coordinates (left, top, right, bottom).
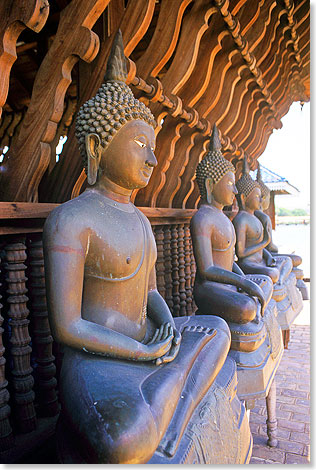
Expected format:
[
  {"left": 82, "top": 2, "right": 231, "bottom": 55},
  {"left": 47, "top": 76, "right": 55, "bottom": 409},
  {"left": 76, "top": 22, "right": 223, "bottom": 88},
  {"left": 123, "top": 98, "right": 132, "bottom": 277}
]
[{"left": 249, "top": 302, "right": 310, "bottom": 464}]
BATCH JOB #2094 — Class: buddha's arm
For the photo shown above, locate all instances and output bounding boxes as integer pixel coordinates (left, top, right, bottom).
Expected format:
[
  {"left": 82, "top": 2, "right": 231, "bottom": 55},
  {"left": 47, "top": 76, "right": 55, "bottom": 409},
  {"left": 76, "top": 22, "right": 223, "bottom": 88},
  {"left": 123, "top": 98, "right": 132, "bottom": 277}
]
[
  {"left": 147, "top": 268, "right": 181, "bottom": 364},
  {"left": 233, "top": 218, "right": 270, "bottom": 259},
  {"left": 255, "top": 210, "right": 278, "bottom": 252},
  {"left": 191, "top": 224, "right": 265, "bottom": 305},
  {"left": 263, "top": 248, "right": 277, "bottom": 267},
  {"left": 43, "top": 214, "right": 172, "bottom": 362}
]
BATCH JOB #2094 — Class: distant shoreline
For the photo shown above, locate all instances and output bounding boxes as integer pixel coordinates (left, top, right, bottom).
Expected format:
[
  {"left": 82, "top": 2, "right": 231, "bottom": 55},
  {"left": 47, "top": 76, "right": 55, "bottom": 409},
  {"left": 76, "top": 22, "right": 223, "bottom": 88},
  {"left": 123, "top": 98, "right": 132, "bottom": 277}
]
[{"left": 276, "top": 215, "right": 310, "bottom": 225}]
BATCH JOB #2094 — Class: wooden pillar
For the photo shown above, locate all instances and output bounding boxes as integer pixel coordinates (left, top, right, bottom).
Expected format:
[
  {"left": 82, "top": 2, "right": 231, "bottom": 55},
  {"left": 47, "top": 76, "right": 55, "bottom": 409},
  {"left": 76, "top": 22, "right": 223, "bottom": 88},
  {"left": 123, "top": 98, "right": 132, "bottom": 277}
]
[
  {"left": 154, "top": 226, "right": 166, "bottom": 299},
  {"left": 163, "top": 226, "right": 173, "bottom": 313},
  {"left": 171, "top": 225, "right": 180, "bottom": 317},
  {"left": 27, "top": 235, "right": 59, "bottom": 417},
  {"left": 0, "top": 251, "right": 13, "bottom": 449},
  {"left": 4, "top": 240, "right": 36, "bottom": 433},
  {"left": 189, "top": 234, "right": 197, "bottom": 313},
  {"left": 178, "top": 224, "right": 186, "bottom": 316},
  {"left": 266, "top": 379, "right": 278, "bottom": 447},
  {"left": 184, "top": 224, "right": 193, "bottom": 315}
]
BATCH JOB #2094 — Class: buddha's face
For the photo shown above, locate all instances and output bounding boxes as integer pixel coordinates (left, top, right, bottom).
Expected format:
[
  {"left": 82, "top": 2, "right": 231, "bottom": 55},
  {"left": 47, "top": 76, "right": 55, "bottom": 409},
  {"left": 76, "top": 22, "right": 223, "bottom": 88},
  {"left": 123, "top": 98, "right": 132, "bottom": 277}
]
[
  {"left": 245, "top": 186, "right": 261, "bottom": 210},
  {"left": 99, "top": 120, "right": 157, "bottom": 190},
  {"left": 211, "top": 171, "right": 237, "bottom": 206},
  {"left": 261, "top": 192, "right": 270, "bottom": 211}
]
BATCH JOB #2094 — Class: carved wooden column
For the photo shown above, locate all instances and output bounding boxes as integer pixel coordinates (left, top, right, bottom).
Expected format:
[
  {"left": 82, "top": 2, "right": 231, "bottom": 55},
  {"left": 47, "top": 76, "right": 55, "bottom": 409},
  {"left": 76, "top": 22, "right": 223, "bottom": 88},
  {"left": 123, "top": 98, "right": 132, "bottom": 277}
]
[
  {"left": 27, "top": 235, "right": 59, "bottom": 417},
  {"left": 171, "top": 225, "right": 180, "bottom": 317},
  {"left": 184, "top": 224, "right": 193, "bottom": 315},
  {"left": 0, "top": 251, "right": 13, "bottom": 449},
  {"left": 163, "top": 226, "right": 173, "bottom": 313},
  {"left": 177, "top": 224, "right": 186, "bottom": 316},
  {"left": 154, "top": 226, "right": 166, "bottom": 299},
  {"left": 4, "top": 240, "right": 36, "bottom": 433},
  {"left": 189, "top": 235, "right": 197, "bottom": 313}
]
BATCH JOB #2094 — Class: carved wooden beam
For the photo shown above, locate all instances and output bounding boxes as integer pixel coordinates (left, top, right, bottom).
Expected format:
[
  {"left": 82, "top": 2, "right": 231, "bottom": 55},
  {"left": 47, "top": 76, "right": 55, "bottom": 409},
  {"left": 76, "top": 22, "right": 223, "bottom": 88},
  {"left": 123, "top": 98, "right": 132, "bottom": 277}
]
[
  {"left": 41, "top": 0, "right": 156, "bottom": 203},
  {"left": 213, "top": 0, "right": 281, "bottom": 125},
  {"left": 0, "top": 0, "right": 109, "bottom": 202},
  {"left": 0, "top": 0, "right": 49, "bottom": 119}
]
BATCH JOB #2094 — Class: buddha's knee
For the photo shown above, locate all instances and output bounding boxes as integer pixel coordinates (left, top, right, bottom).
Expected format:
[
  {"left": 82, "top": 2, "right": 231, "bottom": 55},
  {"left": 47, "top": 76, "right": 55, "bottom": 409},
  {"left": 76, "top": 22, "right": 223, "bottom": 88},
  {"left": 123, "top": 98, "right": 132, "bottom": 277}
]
[
  {"left": 290, "top": 254, "right": 302, "bottom": 267},
  {"left": 85, "top": 397, "right": 159, "bottom": 464},
  {"left": 267, "top": 267, "right": 279, "bottom": 284},
  {"left": 238, "top": 296, "right": 257, "bottom": 324}
]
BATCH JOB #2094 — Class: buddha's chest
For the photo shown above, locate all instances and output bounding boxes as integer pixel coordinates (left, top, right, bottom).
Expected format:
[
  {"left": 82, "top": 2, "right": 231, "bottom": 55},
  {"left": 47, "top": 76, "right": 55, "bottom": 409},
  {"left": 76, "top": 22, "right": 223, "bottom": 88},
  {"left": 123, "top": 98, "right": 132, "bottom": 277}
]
[
  {"left": 211, "top": 215, "right": 236, "bottom": 252},
  {"left": 246, "top": 215, "right": 263, "bottom": 241},
  {"left": 85, "top": 211, "right": 156, "bottom": 280}
]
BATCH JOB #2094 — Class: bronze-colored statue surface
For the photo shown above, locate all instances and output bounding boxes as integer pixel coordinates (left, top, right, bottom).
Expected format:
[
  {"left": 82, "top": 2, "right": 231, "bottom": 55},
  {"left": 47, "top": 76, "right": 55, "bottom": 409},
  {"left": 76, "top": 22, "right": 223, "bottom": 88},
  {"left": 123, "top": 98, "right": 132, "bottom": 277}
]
[
  {"left": 43, "top": 33, "right": 244, "bottom": 464},
  {"left": 255, "top": 164, "right": 308, "bottom": 300},
  {"left": 190, "top": 127, "right": 284, "bottom": 449},
  {"left": 233, "top": 159, "right": 292, "bottom": 285},
  {"left": 191, "top": 126, "right": 269, "bottom": 324}
]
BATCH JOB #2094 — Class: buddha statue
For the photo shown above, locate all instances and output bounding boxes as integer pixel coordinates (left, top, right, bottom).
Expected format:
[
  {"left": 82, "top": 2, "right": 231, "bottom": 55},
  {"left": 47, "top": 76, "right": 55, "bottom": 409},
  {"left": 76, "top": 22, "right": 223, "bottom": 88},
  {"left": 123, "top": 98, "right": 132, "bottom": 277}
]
[
  {"left": 233, "top": 159, "right": 303, "bottom": 342},
  {"left": 190, "top": 125, "right": 283, "bottom": 447},
  {"left": 43, "top": 32, "right": 251, "bottom": 464},
  {"left": 255, "top": 164, "right": 308, "bottom": 300}
]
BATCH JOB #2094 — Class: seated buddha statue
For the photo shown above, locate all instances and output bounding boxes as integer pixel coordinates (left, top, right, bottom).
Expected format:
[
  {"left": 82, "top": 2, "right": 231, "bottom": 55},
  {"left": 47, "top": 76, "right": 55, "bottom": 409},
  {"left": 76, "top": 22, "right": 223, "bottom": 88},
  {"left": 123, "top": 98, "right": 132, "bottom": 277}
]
[
  {"left": 191, "top": 125, "right": 272, "bottom": 325},
  {"left": 233, "top": 159, "right": 303, "bottom": 337},
  {"left": 190, "top": 126, "right": 283, "bottom": 448},
  {"left": 233, "top": 158, "right": 291, "bottom": 284},
  {"left": 43, "top": 33, "right": 250, "bottom": 464},
  {"left": 255, "top": 164, "right": 308, "bottom": 300}
]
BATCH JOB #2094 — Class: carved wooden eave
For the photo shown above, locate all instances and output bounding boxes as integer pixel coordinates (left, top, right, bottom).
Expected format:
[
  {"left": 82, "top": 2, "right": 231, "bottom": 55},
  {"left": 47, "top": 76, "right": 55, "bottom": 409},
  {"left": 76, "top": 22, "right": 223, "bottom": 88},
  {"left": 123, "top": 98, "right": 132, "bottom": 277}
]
[{"left": 0, "top": 0, "right": 310, "bottom": 209}]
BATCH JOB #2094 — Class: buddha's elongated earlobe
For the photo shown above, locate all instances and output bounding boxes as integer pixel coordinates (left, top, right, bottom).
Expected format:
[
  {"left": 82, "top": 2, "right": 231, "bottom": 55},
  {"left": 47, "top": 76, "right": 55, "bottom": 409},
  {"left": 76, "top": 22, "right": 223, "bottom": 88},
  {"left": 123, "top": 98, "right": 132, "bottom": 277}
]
[
  {"left": 86, "top": 133, "right": 102, "bottom": 185},
  {"left": 240, "top": 193, "right": 245, "bottom": 210},
  {"left": 205, "top": 177, "right": 214, "bottom": 204}
]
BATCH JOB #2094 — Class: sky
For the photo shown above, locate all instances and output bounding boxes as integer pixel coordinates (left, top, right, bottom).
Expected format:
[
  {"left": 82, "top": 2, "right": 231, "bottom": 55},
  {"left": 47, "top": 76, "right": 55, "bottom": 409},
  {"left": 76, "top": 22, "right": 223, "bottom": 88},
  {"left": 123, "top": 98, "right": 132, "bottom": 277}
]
[{"left": 259, "top": 101, "right": 310, "bottom": 212}]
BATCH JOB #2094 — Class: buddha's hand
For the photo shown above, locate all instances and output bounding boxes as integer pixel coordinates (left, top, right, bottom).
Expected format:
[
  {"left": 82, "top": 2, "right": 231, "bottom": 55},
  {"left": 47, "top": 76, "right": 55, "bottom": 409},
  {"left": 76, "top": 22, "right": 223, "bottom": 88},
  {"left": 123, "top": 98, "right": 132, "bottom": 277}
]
[
  {"left": 242, "top": 279, "right": 266, "bottom": 316},
  {"left": 155, "top": 326, "right": 181, "bottom": 366},
  {"left": 267, "top": 256, "right": 277, "bottom": 267},
  {"left": 143, "top": 322, "right": 174, "bottom": 361}
]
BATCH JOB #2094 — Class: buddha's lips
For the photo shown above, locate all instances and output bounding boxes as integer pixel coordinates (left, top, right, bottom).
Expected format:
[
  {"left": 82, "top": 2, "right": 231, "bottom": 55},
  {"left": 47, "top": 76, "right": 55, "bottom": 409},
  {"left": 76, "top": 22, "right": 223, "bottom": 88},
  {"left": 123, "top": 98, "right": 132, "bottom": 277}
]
[{"left": 142, "top": 168, "right": 152, "bottom": 178}]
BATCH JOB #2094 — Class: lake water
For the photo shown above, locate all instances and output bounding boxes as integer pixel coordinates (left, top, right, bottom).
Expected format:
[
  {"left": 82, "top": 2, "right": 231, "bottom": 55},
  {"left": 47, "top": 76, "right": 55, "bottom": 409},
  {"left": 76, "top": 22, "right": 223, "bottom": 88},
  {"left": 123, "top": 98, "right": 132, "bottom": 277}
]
[{"left": 272, "top": 224, "right": 310, "bottom": 278}]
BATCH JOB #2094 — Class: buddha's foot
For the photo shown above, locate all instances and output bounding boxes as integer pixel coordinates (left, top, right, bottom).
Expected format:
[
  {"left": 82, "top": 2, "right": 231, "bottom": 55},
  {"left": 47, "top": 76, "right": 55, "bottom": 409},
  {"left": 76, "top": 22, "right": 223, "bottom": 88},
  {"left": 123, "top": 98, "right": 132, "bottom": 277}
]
[{"left": 158, "top": 325, "right": 216, "bottom": 458}]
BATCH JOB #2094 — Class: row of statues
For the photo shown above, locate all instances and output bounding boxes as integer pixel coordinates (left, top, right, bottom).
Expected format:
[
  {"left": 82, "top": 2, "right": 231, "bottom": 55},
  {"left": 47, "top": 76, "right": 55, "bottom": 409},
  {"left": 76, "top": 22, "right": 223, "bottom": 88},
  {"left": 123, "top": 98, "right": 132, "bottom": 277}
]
[{"left": 42, "top": 32, "right": 304, "bottom": 464}]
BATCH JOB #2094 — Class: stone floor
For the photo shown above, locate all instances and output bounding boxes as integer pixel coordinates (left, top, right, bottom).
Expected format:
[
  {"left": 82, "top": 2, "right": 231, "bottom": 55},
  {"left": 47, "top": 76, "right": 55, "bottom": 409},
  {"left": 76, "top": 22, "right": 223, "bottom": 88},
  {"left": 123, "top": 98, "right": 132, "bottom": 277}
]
[{"left": 249, "top": 291, "right": 310, "bottom": 464}]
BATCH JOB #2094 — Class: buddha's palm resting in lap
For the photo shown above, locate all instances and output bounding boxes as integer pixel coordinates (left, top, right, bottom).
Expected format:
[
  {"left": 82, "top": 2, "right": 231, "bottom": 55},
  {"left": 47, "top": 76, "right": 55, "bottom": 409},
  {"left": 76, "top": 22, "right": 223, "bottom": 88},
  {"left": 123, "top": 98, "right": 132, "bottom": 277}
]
[
  {"left": 43, "top": 32, "right": 231, "bottom": 464},
  {"left": 190, "top": 124, "right": 272, "bottom": 325}
]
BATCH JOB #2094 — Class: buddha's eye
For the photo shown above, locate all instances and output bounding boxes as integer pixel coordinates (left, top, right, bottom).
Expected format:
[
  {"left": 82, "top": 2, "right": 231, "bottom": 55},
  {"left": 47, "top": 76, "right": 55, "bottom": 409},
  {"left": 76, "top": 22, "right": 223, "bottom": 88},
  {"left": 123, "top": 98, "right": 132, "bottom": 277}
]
[
  {"left": 228, "top": 181, "right": 233, "bottom": 186},
  {"left": 134, "top": 139, "right": 146, "bottom": 148}
]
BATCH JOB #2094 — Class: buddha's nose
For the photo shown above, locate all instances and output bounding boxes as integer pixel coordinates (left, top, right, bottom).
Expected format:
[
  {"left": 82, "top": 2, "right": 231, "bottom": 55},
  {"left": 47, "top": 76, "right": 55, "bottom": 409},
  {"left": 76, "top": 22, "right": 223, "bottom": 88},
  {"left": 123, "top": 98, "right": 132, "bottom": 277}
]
[{"left": 146, "top": 149, "right": 157, "bottom": 168}]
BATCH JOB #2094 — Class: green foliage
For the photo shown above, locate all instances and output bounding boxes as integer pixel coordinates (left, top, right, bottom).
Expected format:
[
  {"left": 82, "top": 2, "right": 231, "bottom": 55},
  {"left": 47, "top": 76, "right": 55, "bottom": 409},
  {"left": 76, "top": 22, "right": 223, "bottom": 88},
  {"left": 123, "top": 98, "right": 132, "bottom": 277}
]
[{"left": 276, "top": 207, "right": 308, "bottom": 216}]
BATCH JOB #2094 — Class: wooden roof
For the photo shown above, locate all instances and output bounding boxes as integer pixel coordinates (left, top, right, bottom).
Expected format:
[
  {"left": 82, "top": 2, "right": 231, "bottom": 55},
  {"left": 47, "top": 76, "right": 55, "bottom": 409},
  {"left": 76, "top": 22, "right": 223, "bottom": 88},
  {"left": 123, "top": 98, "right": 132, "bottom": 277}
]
[{"left": 0, "top": 0, "right": 310, "bottom": 208}]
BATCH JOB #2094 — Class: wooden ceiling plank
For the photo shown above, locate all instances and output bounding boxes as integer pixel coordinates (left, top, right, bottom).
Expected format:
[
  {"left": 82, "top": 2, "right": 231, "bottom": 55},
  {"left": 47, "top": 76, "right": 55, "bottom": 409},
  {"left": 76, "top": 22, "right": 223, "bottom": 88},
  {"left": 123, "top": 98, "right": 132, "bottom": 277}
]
[
  {"left": 136, "top": 0, "right": 193, "bottom": 79},
  {"left": 0, "top": 0, "right": 109, "bottom": 202},
  {"left": 0, "top": 0, "right": 49, "bottom": 119}
]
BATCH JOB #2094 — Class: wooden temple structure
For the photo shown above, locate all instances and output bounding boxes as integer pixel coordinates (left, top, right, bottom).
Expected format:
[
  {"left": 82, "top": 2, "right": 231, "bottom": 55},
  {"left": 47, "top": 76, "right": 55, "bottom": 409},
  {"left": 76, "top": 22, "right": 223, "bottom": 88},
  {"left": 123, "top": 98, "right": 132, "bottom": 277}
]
[{"left": 0, "top": 0, "right": 310, "bottom": 462}]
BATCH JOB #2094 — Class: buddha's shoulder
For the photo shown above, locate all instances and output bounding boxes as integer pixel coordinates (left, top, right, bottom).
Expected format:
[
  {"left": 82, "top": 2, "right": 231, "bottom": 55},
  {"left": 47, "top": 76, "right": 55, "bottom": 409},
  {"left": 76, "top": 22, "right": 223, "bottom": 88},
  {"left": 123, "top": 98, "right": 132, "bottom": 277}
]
[
  {"left": 44, "top": 192, "right": 98, "bottom": 235},
  {"left": 191, "top": 206, "right": 220, "bottom": 229},
  {"left": 232, "top": 210, "right": 251, "bottom": 226}
]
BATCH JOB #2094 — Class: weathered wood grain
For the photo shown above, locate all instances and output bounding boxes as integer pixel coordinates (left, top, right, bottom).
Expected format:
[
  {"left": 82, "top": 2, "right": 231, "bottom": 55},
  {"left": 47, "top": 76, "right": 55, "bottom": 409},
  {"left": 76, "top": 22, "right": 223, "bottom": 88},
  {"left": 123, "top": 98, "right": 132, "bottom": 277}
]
[{"left": 0, "top": 0, "right": 49, "bottom": 119}]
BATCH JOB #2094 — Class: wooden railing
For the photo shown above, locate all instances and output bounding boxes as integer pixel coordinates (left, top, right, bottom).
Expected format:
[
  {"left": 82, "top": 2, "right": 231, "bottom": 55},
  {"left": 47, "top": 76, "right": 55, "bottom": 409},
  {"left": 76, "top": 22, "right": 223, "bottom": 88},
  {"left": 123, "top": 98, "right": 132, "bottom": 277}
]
[{"left": 0, "top": 203, "right": 198, "bottom": 459}]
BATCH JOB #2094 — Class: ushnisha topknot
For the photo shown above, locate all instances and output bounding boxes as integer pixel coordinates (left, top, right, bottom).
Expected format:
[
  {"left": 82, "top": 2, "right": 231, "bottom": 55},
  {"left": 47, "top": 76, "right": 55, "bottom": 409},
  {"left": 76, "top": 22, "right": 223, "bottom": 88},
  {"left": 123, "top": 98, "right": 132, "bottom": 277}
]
[
  {"left": 75, "top": 30, "right": 156, "bottom": 171},
  {"left": 236, "top": 156, "right": 260, "bottom": 199},
  {"left": 196, "top": 124, "right": 235, "bottom": 200},
  {"left": 256, "top": 163, "right": 270, "bottom": 199}
]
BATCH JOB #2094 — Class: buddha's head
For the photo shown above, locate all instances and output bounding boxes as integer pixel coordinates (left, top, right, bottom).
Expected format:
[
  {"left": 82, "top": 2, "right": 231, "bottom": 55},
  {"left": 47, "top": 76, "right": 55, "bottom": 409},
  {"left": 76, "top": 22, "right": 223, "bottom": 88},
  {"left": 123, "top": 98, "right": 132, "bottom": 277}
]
[
  {"left": 236, "top": 157, "right": 261, "bottom": 211},
  {"left": 75, "top": 31, "right": 157, "bottom": 190},
  {"left": 256, "top": 163, "right": 270, "bottom": 211},
  {"left": 196, "top": 124, "right": 237, "bottom": 207}
]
